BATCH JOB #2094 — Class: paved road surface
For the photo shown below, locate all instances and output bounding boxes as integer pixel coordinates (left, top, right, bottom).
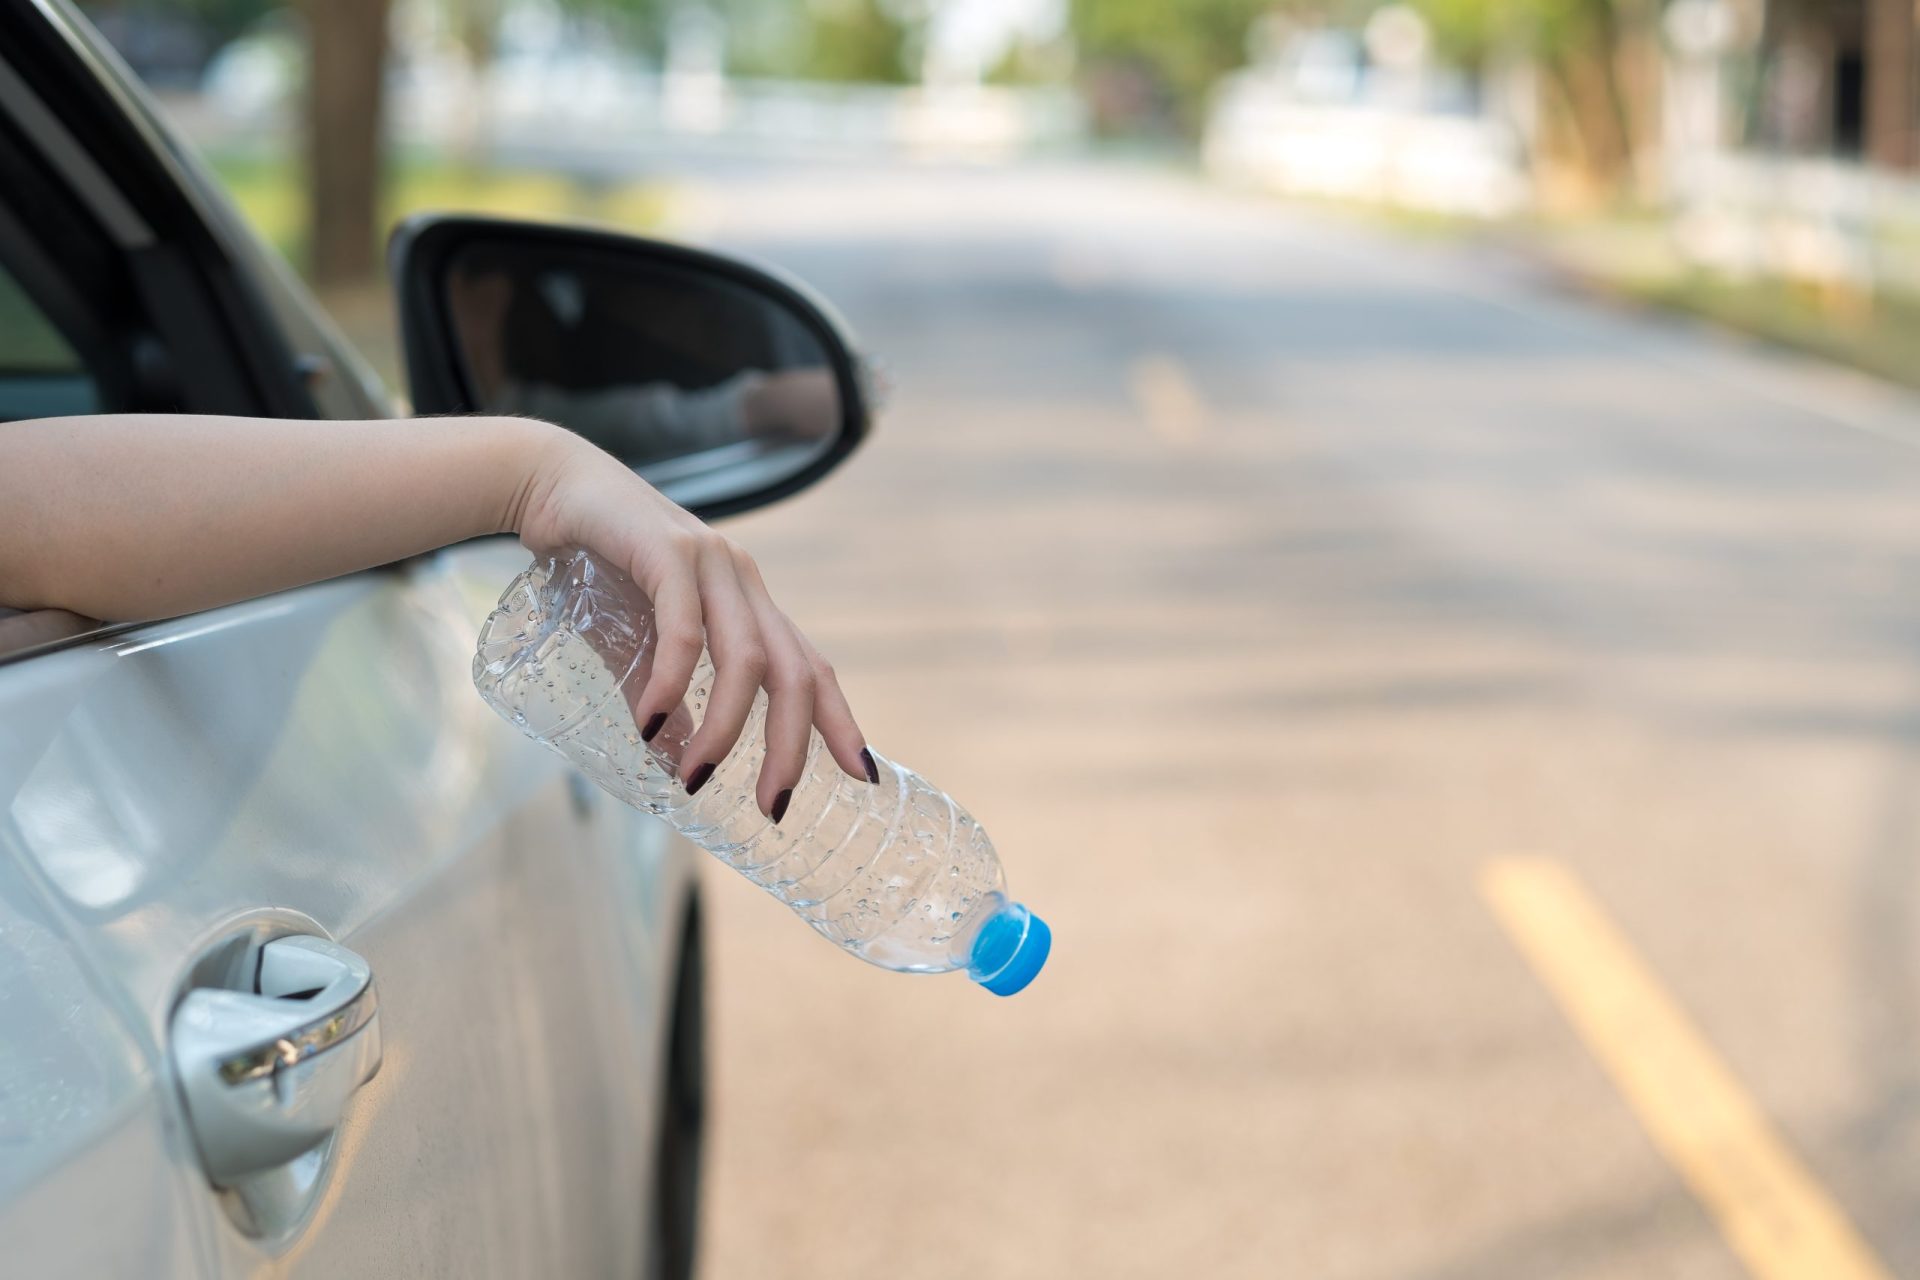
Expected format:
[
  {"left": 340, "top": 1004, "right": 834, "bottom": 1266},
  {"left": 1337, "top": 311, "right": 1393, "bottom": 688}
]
[{"left": 665, "top": 160, "right": 1920, "bottom": 1279}]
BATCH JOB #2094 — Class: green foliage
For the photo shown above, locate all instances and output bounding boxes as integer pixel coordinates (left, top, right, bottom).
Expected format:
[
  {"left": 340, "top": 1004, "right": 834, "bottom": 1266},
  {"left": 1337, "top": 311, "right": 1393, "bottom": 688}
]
[
  {"left": 206, "top": 146, "right": 669, "bottom": 267},
  {"left": 984, "top": 36, "right": 1069, "bottom": 87},
  {"left": 715, "top": 0, "right": 924, "bottom": 84},
  {"left": 1409, "top": 0, "right": 1502, "bottom": 66},
  {"left": 552, "top": 0, "right": 670, "bottom": 53},
  {"left": 715, "top": 0, "right": 806, "bottom": 77},
  {"left": 0, "top": 265, "right": 81, "bottom": 372},
  {"left": 1070, "top": 0, "right": 1273, "bottom": 111},
  {"left": 796, "top": 0, "right": 916, "bottom": 84},
  {"left": 1407, "top": 0, "right": 1631, "bottom": 67}
]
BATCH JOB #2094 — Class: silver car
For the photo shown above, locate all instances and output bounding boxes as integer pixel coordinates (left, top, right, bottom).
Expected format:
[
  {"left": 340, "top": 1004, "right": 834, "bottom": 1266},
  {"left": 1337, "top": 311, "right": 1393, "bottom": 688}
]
[{"left": 0, "top": 2, "right": 873, "bottom": 1274}]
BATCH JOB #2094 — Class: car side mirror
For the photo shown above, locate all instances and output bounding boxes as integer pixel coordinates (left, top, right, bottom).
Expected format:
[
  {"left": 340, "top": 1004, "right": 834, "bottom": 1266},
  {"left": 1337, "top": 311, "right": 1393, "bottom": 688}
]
[{"left": 392, "top": 215, "right": 872, "bottom": 520}]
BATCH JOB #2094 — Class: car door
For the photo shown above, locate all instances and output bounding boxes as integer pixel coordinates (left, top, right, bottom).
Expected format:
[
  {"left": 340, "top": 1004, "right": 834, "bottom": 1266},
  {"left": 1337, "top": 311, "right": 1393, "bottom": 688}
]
[
  {"left": 0, "top": 734, "right": 208, "bottom": 1278},
  {"left": 0, "top": 6, "right": 690, "bottom": 1273},
  {"left": 1, "top": 552, "right": 683, "bottom": 1277}
]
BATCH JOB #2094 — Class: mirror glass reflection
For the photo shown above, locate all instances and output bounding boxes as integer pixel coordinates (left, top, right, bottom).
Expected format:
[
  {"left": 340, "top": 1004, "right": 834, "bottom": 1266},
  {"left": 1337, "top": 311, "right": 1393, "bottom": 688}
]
[{"left": 444, "top": 241, "right": 842, "bottom": 495}]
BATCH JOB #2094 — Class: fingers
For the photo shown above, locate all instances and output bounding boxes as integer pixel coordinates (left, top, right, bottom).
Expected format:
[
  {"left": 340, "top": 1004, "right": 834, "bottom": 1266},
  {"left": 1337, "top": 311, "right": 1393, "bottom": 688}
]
[
  {"left": 797, "top": 634, "right": 873, "bottom": 783},
  {"left": 619, "top": 677, "right": 696, "bottom": 770},
  {"left": 749, "top": 613, "right": 817, "bottom": 817},
  {"left": 731, "top": 551, "right": 870, "bottom": 792},
  {"left": 621, "top": 520, "right": 871, "bottom": 815},
  {"left": 675, "top": 546, "right": 767, "bottom": 799},
  {"left": 630, "top": 549, "right": 704, "bottom": 744},
  {"left": 549, "top": 455, "right": 867, "bottom": 812}
]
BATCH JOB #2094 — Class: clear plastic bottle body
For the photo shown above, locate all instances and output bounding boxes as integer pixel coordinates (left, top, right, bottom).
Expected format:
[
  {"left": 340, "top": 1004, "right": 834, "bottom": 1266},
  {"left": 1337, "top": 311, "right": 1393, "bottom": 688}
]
[{"left": 472, "top": 550, "right": 1046, "bottom": 989}]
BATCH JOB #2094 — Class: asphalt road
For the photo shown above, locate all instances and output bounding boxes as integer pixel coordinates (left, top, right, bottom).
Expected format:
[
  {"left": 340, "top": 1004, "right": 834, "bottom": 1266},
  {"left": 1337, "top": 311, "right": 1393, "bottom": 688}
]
[{"left": 667, "top": 160, "right": 1920, "bottom": 1280}]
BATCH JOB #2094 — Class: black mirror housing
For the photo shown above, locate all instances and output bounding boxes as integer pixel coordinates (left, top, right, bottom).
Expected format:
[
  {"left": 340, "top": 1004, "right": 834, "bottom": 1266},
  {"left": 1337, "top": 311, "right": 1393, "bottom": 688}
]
[{"left": 392, "top": 214, "right": 872, "bottom": 521}]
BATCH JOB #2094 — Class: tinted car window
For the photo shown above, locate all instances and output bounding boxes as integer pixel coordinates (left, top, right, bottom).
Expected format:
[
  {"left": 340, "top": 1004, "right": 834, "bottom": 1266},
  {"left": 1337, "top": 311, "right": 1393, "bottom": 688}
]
[{"left": 0, "top": 260, "right": 98, "bottom": 421}]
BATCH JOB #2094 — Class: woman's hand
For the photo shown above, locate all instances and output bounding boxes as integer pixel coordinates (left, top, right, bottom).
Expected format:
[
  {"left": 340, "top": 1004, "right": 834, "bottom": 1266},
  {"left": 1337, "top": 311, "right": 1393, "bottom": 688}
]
[
  {"left": 511, "top": 428, "right": 873, "bottom": 819},
  {"left": 0, "top": 411, "right": 869, "bottom": 819}
]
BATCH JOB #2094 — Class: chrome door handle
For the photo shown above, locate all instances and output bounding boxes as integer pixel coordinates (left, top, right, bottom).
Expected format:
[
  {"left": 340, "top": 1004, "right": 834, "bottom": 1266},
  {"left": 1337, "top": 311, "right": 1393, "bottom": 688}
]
[{"left": 170, "top": 935, "right": 383, "bottom": 1185}]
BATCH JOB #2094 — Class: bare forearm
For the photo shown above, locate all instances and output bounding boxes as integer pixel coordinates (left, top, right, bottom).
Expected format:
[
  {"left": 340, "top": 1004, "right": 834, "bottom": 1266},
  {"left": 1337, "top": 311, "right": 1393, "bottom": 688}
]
[
  {"left": 0, "top": 406, "right": 878, "bottom": 810},
  {"left": 0, "top": 413, "right": 563, "bottom": 621}
]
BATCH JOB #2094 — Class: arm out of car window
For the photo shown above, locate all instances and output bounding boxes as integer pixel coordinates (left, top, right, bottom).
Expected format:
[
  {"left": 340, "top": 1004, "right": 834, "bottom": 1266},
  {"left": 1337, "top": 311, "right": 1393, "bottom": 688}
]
[{"left": 0, "top": 412, "right": 874, "bottom": 812}]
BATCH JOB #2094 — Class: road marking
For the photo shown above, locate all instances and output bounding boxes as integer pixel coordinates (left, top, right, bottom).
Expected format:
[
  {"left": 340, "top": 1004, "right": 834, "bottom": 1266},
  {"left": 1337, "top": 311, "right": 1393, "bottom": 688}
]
[
  {"left": 1127, "top": 354, "right": 1206, "bottom": 446},
  {"left": 1480, "top": 858, "right": 1892, "bottom": 1280}
]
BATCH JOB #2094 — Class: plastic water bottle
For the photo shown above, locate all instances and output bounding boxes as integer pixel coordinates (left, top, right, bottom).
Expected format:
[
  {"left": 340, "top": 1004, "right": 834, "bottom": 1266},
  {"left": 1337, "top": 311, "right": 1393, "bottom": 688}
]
[{"left": 472, "top": 548, "right": 1050, "bottom": 997}]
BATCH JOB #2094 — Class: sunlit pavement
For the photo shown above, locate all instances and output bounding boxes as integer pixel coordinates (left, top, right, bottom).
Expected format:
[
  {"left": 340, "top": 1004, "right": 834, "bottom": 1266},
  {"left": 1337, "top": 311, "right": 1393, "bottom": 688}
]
[{"left": 667, "top": 159, "right": 1920, "bottom": 1279}]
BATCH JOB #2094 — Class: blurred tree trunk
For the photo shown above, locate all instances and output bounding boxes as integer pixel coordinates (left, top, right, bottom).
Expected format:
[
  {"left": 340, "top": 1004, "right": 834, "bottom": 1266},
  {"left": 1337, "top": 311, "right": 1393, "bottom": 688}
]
[
  {"left": 302, "top": 0, "right": 393, "bottom": 286},
  {"left": 1543, "top": 16, "right": 1635, "bottom": 196},
  {"left": 1865, "top": 0, "right": 1916, "bottom": 169},
  {"left": 1739, "top": 0, "right": 1781, "bottom": 147}
]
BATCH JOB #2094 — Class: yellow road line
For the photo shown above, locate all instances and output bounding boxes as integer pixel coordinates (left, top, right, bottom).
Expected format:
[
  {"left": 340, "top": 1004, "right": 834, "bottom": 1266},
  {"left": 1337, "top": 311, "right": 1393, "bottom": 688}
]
[
  {"left": 1127, "top": 354, "right": 1206, "bottom": 446},
  {"left": 1480, "top": 858, "right": 1892, "bottom": 1280}
]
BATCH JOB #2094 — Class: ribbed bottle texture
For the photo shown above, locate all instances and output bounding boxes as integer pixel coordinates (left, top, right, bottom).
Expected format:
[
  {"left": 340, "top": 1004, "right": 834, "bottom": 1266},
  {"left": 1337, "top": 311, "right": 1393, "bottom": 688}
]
[{"left": 472, "top": 549, "right": 1049, "bottom": 993}]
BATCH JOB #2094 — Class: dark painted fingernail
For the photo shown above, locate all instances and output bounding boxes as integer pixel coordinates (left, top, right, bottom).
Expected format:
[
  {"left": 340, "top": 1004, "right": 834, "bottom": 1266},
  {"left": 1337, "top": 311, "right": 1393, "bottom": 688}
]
[
  {"left": 771, "top": 789, "right": 793, "bottom": 824},
  {"left": 860, "top": 747, "right": 879, "bottom": 784},
  {"left": 684, "top": 762, "right": 716, "bottom": 796},
  {"left": 641, "top": 712, "right": 668, "bottom": 743}
]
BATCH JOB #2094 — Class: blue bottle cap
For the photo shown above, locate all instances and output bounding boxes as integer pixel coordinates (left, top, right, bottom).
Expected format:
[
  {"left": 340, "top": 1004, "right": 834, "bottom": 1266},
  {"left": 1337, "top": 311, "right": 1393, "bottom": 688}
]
[{"left": 968, "top": 902, "right": 1051, "bottom": 997}]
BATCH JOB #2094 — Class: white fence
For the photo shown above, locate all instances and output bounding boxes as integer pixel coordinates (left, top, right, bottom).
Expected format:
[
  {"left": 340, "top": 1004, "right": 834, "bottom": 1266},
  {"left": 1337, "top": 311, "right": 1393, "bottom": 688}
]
[{"left": 1667, "top": 151, "right": 1920, "bottom": 295}]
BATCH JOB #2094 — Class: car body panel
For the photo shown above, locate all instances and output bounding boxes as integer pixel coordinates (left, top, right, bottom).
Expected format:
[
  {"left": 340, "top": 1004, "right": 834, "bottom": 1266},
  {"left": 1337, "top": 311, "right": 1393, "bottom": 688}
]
[
  {"left": 1, "top": 540, "right": 698, "bottom": 1275},
  {"left": 0, "top": 839, "right": 208, "bottom": 1278}
]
